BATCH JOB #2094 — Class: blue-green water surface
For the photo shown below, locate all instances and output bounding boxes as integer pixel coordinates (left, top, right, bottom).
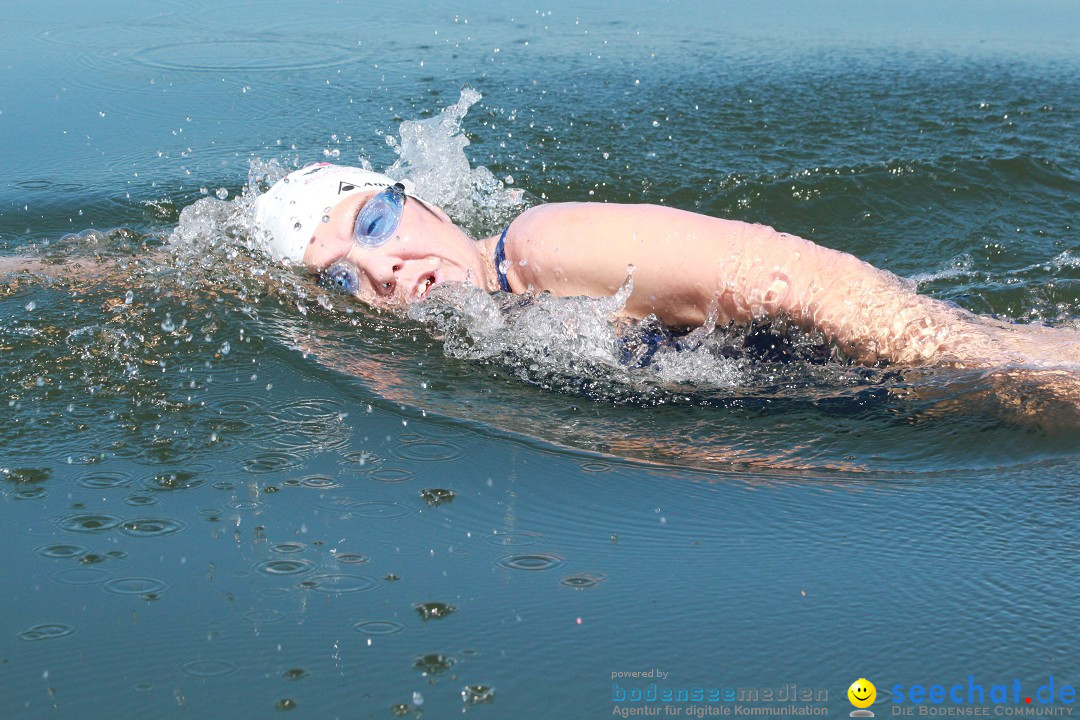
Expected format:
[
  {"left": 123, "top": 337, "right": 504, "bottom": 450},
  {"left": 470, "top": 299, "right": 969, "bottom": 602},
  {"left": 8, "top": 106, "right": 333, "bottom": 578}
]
[{"left": 2, "top": 1, "right": 1080, "bottom": 718}]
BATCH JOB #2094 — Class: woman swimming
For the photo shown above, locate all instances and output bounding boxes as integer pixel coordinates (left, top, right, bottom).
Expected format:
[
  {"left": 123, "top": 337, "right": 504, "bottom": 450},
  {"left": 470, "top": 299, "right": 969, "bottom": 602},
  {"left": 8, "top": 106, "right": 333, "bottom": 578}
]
[{"left": 254, "top": 163, "right": 1080, "bottom": 370}]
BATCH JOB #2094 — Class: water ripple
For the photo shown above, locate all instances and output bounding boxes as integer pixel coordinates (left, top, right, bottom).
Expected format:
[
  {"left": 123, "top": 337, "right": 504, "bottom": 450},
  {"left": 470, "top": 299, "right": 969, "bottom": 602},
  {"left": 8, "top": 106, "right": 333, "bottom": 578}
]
[
  {"left": 103, "top": 577, "right": 168, "bottom": 596},
  {"left": 18, "top": 623, "right": 77, "bottom": 642},
  {"left": 253, "top": 559, "right": 315, "bottom": 576},
  {"left": 180, "top": 659, "right": 239, "bottom": 677},
  {"left": 352, "top": 620, "right": 405, "bottom": 636},
  {"left": 56, "top": 514, "right": 123, "bottom": 533},
  {"left": 482, "top": 531, "right": 546, "bottom": 547},
  {"left": 131, "top": 39, "right": 354, "bottom": 73},
  {"left": 559, "top": 572, "right": 609, "bottom": 589},
  {"left": 296, "top": 574, "right": 378, "bottom": 594},
  {"left": 47, "top": 567, "right": 113, "bottom": 586},
  {"left": 36, "top": 543, "right": 90, "bottom": 559},
  {"left": 345, "top": 501, "right": 417, "bottom": 520},
  {"left": 118, "top": 518, "right": 186, "bottom": 538},
  {"left": 494, "top": 553, "right": 566, "bottom": 572}
]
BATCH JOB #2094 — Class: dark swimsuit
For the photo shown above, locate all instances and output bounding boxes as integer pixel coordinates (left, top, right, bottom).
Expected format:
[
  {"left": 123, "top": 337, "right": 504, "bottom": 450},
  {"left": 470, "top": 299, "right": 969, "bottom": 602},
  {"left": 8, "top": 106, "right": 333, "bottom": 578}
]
[{"left": 494, "top": 225, "right": 512, "bottom": 292}]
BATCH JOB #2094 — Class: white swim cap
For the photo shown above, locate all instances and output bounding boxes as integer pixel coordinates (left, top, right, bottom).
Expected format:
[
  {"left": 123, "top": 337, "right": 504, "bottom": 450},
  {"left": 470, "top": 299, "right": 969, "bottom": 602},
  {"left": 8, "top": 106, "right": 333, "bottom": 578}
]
[{"left": 253, "top": 163, "right": 412, "bottom": 263}]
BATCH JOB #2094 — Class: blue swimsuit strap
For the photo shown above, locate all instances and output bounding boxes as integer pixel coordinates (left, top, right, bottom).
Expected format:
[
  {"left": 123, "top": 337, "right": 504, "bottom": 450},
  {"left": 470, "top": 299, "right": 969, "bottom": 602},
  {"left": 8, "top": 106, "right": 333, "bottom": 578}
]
[{"left": 494, "top": 225, "right": 512, "bottom": 292}]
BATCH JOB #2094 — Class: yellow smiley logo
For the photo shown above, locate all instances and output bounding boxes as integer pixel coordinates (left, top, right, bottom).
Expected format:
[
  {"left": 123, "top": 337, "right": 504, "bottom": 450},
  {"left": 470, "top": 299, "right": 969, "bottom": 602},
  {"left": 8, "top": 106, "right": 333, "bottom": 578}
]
[{"left": 848, "top": 678, "right": 876, "bottom": 709}]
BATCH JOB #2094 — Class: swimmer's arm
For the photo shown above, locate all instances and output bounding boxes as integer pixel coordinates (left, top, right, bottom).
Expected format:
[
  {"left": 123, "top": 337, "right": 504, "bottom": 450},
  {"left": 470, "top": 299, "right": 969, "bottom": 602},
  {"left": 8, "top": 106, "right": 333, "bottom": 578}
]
[
  {"left": 0, "top": 256, "right": 53, "bottom": 276},
  {"left": 506, "top": 202, "right": 970, "bottom": 365}
]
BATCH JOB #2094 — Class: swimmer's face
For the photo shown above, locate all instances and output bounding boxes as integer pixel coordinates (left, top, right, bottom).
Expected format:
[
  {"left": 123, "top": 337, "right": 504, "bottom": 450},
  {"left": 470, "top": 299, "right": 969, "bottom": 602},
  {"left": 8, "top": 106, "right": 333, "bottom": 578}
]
[{"left": 304, "top": 189, "right": 491, "bottom": 307}]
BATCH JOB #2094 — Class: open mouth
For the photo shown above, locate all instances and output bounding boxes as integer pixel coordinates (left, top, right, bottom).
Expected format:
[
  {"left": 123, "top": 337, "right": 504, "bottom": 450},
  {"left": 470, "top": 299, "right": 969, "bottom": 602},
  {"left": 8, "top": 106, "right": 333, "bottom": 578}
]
[{"left": 415, "top": 272, "right": 437, "bottom": 301}]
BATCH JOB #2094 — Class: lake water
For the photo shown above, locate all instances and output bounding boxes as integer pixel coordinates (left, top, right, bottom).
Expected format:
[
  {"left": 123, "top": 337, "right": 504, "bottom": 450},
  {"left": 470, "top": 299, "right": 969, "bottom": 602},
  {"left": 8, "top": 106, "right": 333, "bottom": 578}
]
[{"left": 2, "top": 1, "right": 1080, "bottom": 718}]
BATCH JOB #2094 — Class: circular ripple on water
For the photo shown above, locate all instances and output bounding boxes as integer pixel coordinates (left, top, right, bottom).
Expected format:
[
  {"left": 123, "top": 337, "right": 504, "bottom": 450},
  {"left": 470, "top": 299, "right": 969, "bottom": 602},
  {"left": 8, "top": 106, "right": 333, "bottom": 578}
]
[
  {"left": 296, "top": 574, "right": 378, "bottom": 594},
  {"left": 269, "top": 398, "right": 348, "bottom": 423},
  {"left": 132, "top": 39, "right": 353, "bottom": 72},
  {"left": 76, "top": 470, "right": 136, "bottom": 489},
  {"left": 342, "top": 450, "right": 381, "bottom": 467},
  {"left": 36, "top": 544, "right": 90, "bottom": 559},
  {"left": 242, "top": 451, "right": 302, "bottom": 474},
  {"left": 124, "top": 495, "right": 158, "bottom": 507},
  {"left": 243, "top": 608, "right": 286, "bottom": 623},
  {"left": 56, "top": 514, "right": 123, "bottom": 534},
  {"left": 180, "top": 659, "right": 239, "bottom": 677},
  {"left": 271, "top": 543, "right": 308, "bottom": 555},
  {"left": 298, "top": 475, "right": 339, "bottom": 489},
  {"left": 559, "top": 572, "right": 609, "bottom": 589},
  {"left": 208, "top": 398, "right": 260, "bottom": 417},
  {"left": 334, "top": 553, "right": 369, "bottom": 565},
  {"left": 389, "top": 440, "right": 464, "bottom": 463},
  {"left": 144, "top": 470, "right": 203, "bottom": 493},
  {"left": 103, "top": 577, "right": 168, "bottom": 596},
  {"left": 18, "top": 623, "right": 77, "bottom": 642},
  {"left": 494, "top": 553, "right": 566, "bottom": 572},
  {"left": 367, "top": 467, "right": 414, "bottom": 484},
  {"left": 14, "top": 487, "right": 48, "bottom": 500},
  {"left": 482, "top": 531, "right": 545, "bottom": 547},
  {"left": 345, "top": 501, "right": 417, "bottom": 520},
  {"left": 48, "top": 567, "right": 113, "bottom": 585},
  {"left": 253, "top": 559, "right": 315, "bottom": 576},
  {"left": 118, "top": 518, "right": 186, "bottom": 538},
  {"left": 352, "top": 620, "right": 405, "bottom": 636},
  {"left": 580, "top": 461, "right": 615, "bottom": 473},
  {"left": 224, "top": 500, "right": 265, "bottom": 511}
]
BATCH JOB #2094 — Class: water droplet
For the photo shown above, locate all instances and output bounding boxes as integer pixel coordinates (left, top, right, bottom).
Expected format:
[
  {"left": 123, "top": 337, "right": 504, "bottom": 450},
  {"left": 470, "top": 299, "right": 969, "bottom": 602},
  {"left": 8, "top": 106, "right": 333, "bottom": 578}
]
[
  {"left": 215, "top": 188, "right": 229, "bottom": 200},
  {"left": 118, "top": 518, "right": 186, "bottom": 537},
  {"left": 414, "top": 601, "right": 457, "bottom": 620},
  {"left": 124, "top": 290, "right": 134, "bottom": 305},
  {"left": 462, "top": 685, "right": 495, "bottom": 704},
  {"left": 296, "top": 573, "right": 378, "bottom": 594},
  {"left": 420, "top": 488, "right": 456, "bottom": 506},
  {"left": 559, "top": 572, "right": 608, "bottom": 589},
  {"left": 412, "top": 653, "right": 456, "bottom": 675},
  {"left": 25, "top": 301, "right": 36, "bottom": 311}
]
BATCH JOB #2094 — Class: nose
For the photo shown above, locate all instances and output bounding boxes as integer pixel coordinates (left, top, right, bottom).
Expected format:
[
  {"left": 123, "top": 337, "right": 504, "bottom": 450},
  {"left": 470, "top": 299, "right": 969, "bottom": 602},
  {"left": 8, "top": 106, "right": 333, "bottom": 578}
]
[{"left": 348, "top": 248, "right": 400, "bottom": 298}]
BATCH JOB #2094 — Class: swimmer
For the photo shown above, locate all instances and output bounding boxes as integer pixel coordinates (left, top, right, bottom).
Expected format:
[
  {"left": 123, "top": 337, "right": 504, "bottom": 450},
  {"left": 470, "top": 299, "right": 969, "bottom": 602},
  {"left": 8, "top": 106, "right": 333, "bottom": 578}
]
[{"left": 254, "top": 163, "right": 1080, "bottom": 370}]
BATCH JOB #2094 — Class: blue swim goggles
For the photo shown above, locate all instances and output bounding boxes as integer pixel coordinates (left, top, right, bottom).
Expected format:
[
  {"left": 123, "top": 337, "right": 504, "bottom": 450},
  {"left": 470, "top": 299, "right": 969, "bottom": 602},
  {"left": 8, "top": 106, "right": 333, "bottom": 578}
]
[
  {"left": 354, "top": 182, "right": 407, "bottom": 247},
  {"left": 320, "top": 183, "right": 407, "bottom": 295}
]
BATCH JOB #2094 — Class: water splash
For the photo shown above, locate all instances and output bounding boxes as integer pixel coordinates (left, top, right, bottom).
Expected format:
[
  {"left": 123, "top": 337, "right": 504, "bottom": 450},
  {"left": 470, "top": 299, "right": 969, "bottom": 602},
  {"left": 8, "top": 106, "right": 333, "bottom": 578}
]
[{"left": 385, "top": 86, "right": 532, "bottom": 231}]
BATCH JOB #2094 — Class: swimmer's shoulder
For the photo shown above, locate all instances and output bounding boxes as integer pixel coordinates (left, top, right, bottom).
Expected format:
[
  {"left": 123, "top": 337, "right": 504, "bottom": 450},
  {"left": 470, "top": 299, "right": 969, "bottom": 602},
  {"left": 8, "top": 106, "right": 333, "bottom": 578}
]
[{"left": 507, "top": 202, "right": 667, "bottom": 247}]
